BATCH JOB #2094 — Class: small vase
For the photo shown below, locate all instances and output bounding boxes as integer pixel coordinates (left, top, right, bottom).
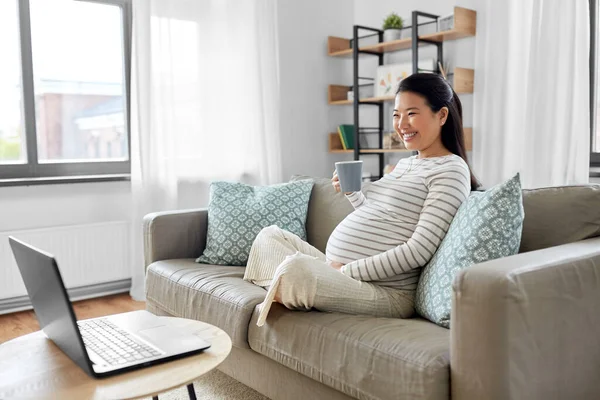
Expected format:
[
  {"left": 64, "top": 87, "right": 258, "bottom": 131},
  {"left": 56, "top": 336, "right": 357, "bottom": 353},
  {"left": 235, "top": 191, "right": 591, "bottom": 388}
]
[{"left": 383, "top": 29, "right": 402, "bottom": 42}]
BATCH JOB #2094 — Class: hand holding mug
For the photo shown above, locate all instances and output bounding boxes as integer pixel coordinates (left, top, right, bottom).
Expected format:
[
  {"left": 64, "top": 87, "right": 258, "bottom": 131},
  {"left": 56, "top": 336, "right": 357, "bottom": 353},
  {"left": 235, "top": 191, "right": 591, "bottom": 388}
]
[
  {"left": 331, "top": 170, "right": 341, "bottom": 193},
  {"left": 334, "top": 161, "right": 363, "bottom": 193}
]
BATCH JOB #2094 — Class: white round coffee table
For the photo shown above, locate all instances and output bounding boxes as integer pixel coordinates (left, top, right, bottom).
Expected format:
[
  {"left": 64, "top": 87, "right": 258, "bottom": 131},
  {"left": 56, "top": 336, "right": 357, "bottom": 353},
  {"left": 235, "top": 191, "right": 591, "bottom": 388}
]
[{"left": 0, "top": 316, "right": 232, "bottom": 400}]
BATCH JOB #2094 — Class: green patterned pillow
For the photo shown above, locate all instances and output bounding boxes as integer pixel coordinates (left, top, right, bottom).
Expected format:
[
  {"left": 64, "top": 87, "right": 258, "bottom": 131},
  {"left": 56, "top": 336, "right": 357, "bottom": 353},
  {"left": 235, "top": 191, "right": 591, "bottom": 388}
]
[
  {"left": 415, "top": 173, "right": 524, "bottom": 328},
  {"left": 196, "top": 180, "right": 314, "bottom": 266}
]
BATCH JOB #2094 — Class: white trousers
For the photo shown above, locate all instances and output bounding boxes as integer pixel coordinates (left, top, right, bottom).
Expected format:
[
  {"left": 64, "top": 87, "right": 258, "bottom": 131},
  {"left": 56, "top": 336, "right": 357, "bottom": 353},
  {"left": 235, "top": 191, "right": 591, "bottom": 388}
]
[{"left": 244, "top": 225, "right": 415, "bottom": 326}]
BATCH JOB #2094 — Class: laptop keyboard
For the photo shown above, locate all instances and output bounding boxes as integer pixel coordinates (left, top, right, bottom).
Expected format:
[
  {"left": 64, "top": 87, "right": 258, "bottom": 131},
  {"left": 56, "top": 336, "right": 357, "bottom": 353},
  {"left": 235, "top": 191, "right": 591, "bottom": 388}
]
[{"left": 79, "top": 318, "right": 162, "bottom": 366}]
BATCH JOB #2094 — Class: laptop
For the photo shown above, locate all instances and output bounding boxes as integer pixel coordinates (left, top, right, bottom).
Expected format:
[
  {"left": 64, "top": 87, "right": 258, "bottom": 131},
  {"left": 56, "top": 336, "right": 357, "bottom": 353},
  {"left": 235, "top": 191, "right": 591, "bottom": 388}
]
[{"left": 8, "top": 236, "right": 211, "bottom": 378}]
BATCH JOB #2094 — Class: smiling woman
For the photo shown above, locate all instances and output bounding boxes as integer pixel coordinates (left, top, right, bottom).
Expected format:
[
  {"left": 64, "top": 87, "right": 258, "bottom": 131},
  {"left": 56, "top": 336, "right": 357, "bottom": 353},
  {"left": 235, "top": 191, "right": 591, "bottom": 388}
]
[{"left": 395, "top": 73, "right": 479, "bottom": 190}]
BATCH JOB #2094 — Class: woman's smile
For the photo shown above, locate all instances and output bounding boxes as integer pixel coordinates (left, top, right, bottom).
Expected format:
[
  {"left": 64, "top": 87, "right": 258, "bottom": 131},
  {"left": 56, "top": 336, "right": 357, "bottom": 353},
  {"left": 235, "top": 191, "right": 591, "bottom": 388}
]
[{"left": 401, "top": 131, "right": 418, "bottom": 142}]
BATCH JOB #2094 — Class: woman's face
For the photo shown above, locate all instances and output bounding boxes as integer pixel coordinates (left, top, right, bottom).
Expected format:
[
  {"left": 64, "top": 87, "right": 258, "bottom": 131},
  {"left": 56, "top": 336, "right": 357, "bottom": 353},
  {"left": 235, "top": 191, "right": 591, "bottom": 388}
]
[{"left": 393, "top": 91, "right": 448, "bottom": 157}]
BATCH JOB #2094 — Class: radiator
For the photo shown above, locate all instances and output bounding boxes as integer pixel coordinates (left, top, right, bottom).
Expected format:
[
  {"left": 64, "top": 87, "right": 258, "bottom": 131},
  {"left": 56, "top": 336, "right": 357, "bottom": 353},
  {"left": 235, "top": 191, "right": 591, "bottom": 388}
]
[{"left": 0, "top": 221, "right": 131, "bottom": 300}]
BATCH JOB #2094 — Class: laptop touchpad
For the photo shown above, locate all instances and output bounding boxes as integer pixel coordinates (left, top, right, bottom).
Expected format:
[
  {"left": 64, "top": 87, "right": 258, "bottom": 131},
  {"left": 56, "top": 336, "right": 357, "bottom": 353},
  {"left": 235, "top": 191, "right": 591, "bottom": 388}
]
[
  {"left": 138, "top": 326, "right": 177, "bottom": 343},
  {"left": 138, "top": 326, "right": 208, "bottom": 350}
]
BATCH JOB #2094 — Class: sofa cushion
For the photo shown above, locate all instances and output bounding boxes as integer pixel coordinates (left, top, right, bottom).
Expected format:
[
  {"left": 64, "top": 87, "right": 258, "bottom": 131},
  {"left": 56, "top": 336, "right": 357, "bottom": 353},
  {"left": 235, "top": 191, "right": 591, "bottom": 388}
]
[
  {"left": 196, "top": 180, "right": 314, "bottom": 266},
  {"left": 145, "top": 259, "right": 267, "bottom": 348},
  {"left": 415, "top": 173, "right": 524, "bottom": 328},
  {"left": 248, "top": 304, "right": 450, "bottom": 400},
  {"left": 290, "top": 175, "right": 372, "bottom": 253},
  {"left": 519, "top": 184, "right": 600, "bottom": 253}
]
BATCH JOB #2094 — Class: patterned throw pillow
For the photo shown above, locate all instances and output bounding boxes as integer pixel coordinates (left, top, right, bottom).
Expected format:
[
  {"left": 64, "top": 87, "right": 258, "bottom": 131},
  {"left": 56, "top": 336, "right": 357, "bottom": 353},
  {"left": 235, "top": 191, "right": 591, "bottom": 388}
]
[
  {"left": 196, "top": 180, "right": 314, "bottom": 266},
  {"left": 415, "top": 173, "right": 524, "bottom": 328}
]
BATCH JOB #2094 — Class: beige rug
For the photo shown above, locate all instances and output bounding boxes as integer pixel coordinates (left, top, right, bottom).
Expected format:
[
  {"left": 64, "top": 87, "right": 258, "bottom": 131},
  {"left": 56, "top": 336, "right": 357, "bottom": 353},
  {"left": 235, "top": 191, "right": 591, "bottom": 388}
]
[{"left": 141, "top": 369, "right": 268, "bottom": 400}]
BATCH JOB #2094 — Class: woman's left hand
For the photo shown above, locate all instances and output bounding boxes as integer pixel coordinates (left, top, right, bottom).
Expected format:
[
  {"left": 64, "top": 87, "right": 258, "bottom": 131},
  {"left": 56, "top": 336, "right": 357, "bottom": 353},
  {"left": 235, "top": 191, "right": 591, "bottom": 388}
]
[{"left": 329, "top": 261, "right": 344, "bottom": 271}]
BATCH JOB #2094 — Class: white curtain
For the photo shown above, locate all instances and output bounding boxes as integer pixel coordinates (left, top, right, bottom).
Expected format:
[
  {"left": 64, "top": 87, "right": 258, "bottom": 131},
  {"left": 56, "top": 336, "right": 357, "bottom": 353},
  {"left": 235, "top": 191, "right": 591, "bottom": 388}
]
[
  {"left": 472, "top": 0, "right": 590, "bottom": 189},
  {"left": 129, "top": 0, "right": 282, "bottom": 300}
]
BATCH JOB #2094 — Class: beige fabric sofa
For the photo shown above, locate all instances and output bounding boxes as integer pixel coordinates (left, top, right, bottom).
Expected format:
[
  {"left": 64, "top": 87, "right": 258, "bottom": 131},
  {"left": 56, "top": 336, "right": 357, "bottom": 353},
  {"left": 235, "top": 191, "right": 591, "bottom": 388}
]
[{"left": 143, "top": 177, "right": 600, "bottom": 400}]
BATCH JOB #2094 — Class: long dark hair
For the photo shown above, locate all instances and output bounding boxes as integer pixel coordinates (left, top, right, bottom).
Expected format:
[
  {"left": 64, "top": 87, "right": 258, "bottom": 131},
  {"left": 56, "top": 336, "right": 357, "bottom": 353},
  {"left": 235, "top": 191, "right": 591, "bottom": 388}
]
[{"left": 396, "top": 73, "right": 480, "bottom": 190}]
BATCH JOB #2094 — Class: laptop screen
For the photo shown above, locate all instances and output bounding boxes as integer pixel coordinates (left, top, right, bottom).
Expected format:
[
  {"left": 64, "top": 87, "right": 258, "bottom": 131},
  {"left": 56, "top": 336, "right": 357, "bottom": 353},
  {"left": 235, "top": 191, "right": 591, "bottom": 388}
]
[{"left": 9, "top": 237, "right": 94, "bottom": 376}]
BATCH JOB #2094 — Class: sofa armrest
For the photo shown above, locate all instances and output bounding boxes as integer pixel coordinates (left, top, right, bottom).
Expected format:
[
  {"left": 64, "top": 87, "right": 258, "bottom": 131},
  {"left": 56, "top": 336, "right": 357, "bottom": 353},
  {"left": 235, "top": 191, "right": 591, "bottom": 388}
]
[
  {"left": 451, "top": 237, "right": 600, "bottom": 400},
  {"left": 143, "top": 208, "right": 208, "bottom": 269}
]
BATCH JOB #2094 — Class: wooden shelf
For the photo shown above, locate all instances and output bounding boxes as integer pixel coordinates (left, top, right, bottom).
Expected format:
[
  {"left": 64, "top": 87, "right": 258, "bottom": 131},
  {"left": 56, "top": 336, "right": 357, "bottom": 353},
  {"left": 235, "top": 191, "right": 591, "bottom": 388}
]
[
  {"left": 327, "top": 36, "right": 352, "bottom": 57},
  {"left": 327, "top": 6, "right": 476, "bottom": 57},
  {"left": 328, "top": 128, "right": 473, "bottom": 153},
  {"left": 361, "top": 149, "right": 413, "bottom": 154},
  {"left": 328, "top": 85, "right": 350, "bottom": 104},
  {"left": 361, "top": 95, "right": 396, "bottom": 103},
  {"left": 329, "top": 132, "right": 350, "bottom": 153},
  {"left": 328, "top": 85, "right": 395, "bottom": 104},
  {"left": 330, "top": 99, "right": 352, "bottom": 105},
  {"left": 464, "top": 127, "right": 472, "bottom": 151},
  {"left": 420, "top": 7, "right": 476, "bottom": 42},
  {"left": 328, "top": 92, "right": 395, "bottom": 106},
  {"left": 453, "top": 67, "right": 474, "bottom": 94}
]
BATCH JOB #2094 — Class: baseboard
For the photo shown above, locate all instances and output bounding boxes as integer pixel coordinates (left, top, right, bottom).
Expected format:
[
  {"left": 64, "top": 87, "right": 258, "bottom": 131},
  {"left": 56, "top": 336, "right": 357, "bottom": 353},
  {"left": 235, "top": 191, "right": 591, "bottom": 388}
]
[{"left": 0, "top": 278, "right": 132, "bottom": 315}]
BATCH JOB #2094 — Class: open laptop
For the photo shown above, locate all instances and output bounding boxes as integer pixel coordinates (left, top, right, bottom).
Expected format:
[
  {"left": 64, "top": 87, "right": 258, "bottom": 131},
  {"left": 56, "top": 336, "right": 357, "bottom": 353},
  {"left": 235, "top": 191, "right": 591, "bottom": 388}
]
[{"left": 8, "top": 236, "right": 211, "bottom": 378}]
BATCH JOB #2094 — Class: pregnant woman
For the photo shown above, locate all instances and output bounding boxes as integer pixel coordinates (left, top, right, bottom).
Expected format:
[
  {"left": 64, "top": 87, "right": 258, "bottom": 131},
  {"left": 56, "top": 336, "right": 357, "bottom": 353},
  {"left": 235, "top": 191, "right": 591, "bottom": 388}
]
[{"left": 244, "top": 73, "right": 479, "bottom": 326}]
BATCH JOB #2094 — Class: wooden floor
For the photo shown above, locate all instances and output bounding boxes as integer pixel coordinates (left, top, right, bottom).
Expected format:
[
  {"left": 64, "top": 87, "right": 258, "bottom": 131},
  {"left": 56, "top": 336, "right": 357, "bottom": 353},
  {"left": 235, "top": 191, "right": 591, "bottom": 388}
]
[{"left": 0, "top": 293, "right": 145, "bottom": 344}]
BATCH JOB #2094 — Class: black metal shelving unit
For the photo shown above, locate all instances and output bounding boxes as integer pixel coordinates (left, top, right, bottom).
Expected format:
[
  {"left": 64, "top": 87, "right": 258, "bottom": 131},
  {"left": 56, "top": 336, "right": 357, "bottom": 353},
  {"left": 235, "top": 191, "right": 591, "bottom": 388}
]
[
  {"left": 350, "top": 11, "right": 443, "bottom": 180},
  {"left": 352, "top": 25, "right": 385, "bottom": 178}
]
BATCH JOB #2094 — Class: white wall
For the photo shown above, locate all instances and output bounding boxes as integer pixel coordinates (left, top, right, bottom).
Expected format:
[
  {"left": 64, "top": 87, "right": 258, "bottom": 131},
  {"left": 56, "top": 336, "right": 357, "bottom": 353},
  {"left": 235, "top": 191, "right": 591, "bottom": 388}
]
[
  {"left": 0, "top": 182, "right": 131, "bottom": 231},
  {"left": 277, "top": 0, "right": 354, "bottom": 180}
]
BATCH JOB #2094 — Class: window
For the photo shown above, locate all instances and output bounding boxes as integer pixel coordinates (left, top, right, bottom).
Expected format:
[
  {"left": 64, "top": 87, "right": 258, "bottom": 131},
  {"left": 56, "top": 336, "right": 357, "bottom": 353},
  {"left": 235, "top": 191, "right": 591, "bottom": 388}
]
[
  {"left": 0, "top": 0, "right": 131, "bottom": 182},
  {"left": 0, "top": 0, "right": 26, "bottom": 164},
  {"left": 592, "top": 0, "right": 600, "bottom": 166}
]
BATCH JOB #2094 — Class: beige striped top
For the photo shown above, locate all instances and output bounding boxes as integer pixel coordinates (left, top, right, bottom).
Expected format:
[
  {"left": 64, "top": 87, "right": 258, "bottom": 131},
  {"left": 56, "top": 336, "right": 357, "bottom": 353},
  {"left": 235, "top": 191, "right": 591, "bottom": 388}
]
[{"left": 326, "top": 154, "right": 470, "bottom": 290}]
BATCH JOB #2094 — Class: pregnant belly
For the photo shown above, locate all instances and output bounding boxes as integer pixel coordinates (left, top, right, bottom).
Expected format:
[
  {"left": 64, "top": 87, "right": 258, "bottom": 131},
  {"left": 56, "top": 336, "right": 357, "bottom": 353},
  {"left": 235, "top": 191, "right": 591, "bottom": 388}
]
[{"left": 325, "top": 212, "right": 411, "bottom": 264}]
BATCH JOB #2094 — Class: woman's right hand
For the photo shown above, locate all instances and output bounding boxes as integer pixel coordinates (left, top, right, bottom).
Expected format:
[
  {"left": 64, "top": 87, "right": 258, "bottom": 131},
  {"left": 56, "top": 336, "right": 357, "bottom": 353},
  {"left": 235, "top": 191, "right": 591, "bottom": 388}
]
[{"left": 331, "top": 170, "right": 341, "bottom": 193}]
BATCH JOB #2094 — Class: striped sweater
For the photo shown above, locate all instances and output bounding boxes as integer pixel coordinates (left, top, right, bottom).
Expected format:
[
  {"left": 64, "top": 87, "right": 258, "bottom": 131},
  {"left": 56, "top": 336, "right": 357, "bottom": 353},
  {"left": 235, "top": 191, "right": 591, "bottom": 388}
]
[{"left": 326, "top": 154, "right": 470, "bottom": 290}]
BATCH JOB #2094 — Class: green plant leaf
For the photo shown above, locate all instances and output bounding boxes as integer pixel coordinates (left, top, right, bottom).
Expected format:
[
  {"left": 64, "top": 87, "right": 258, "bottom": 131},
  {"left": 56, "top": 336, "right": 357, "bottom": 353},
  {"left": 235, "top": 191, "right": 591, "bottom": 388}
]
[{"left": 383, "top": 12, "right": 403, "bottom": 30}]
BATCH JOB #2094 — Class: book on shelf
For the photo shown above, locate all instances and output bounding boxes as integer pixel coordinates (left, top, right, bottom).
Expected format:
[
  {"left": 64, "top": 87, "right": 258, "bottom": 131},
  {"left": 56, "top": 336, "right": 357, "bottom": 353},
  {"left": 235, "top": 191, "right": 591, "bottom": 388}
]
[
  {"left": 337, "top": 124, "right": 355, "bottom": 150},
  {"left": 337, "top": 125, "right": 347, "bottom": 149}
]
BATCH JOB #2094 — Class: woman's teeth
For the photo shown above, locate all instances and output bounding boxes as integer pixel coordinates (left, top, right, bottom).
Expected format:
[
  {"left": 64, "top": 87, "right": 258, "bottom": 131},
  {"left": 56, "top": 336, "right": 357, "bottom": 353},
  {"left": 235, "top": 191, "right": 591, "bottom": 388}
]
[{"left": 403, "top": 132, "right": 417, "bottom": 139}]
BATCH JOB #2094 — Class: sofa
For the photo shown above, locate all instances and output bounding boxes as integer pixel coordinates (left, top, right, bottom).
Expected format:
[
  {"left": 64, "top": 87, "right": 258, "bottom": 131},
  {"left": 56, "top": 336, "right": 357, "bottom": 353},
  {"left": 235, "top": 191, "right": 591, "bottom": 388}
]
[{"left": 143, "top": 177, "right": 600, "bottom": 400}]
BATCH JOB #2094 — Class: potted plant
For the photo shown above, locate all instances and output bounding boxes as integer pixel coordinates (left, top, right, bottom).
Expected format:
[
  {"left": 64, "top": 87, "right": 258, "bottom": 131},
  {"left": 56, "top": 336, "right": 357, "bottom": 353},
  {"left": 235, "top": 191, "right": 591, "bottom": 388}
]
[{"left": 382, "top": 12, "right": 403, "bottom": 42}]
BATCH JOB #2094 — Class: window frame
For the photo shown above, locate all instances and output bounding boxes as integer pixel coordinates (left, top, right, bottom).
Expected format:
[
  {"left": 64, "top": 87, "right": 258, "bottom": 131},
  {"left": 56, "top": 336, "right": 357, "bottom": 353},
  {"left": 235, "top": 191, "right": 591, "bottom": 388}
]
[
  {"left": 0, "top": 0, "right": 132, "bottom": 184},
  {"left": 591, "top": 0, "right": 600, "bottom": 167}
]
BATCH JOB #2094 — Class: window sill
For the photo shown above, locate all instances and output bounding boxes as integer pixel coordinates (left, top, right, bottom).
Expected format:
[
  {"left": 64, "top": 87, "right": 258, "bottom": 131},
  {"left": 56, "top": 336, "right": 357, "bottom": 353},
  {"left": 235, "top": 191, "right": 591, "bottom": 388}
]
[{"left": 0, "top": 174, "right": 131, "bottom": 187}]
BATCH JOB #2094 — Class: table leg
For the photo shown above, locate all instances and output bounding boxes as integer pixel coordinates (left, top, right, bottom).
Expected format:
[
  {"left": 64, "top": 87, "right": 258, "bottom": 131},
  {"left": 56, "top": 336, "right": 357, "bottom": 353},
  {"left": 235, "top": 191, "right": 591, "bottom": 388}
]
[
  {"left": 151, "top": 383, "right": 195, "bottom": 400},
  {"left": 187, "top": 383, "right": 197, "bottom": 400}
]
